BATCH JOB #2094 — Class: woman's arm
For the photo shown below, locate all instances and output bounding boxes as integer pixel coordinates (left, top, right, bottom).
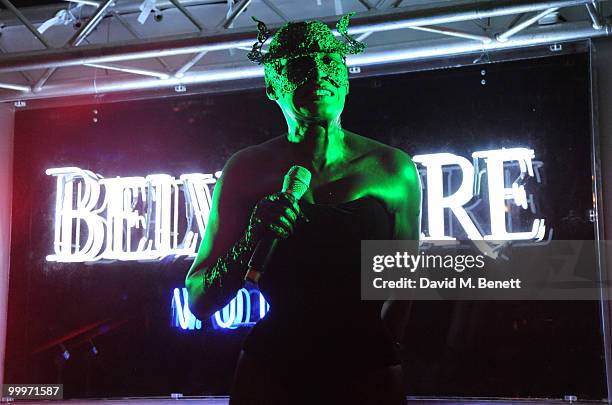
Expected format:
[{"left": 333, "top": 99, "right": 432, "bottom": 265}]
[
  {"left": 380, "top": 149, "right": 422, "bottom": 344},
  {"left": 185, "top": 149, "right": 301, "bottom": 320},
  {"left": 185, "top": 151, "right": 256, "bottom": 320}
]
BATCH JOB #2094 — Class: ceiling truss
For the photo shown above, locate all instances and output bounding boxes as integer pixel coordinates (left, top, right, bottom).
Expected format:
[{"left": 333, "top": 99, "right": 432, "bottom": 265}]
[{"left": 0, "top": 0, "right": 609, "bottom": 103}]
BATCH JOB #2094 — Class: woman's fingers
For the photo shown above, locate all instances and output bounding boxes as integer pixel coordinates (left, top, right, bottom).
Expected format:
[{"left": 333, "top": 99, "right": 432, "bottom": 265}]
[
  {"left": 251, "top": 192, "right": 307, "bottom": 240},
  {"left": 285, "top": 196, "right": 302, "bottom": 219},
  {"left": 260, "top": 208, "right": 296, "bottom": 237},
  {"left": 261, "top": 197, "right": 299, "bottom": 225},
  {"left": 267, "top": 223, "right": 289, "bottom": 239},
  {"left": 273, "top": 193, "right": 301, "bottom": 219},
  {"left": 282, "top": 205, "right": 298, "bottom": 224},
  {"left": 276, "top": 215, "right": 295, "bottom": 235}
]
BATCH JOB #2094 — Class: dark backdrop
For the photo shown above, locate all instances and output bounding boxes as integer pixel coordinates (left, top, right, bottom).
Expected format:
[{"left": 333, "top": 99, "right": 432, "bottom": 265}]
[{"left": 5, "top": 52, "right": 607, "bottom": 399}]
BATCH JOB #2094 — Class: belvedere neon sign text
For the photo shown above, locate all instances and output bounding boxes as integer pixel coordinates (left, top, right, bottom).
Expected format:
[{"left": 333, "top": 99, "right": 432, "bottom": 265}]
[{"left": 46, "top": 147, "right": 546, "bottom": 263}]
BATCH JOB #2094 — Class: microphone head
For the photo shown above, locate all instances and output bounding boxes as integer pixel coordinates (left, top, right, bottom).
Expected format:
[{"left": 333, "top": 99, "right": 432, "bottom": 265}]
[{"left": 282, "top": 165, "right": 312, "bottom": 201}]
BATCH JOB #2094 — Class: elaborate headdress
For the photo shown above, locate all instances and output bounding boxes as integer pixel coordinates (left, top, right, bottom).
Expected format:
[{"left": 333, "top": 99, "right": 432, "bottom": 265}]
[
  {"left": 247, "top": 14, "right": 366, "bottom": 95},
  {"left": 247, "top": 13, "right": 366, "bottom": 65}
]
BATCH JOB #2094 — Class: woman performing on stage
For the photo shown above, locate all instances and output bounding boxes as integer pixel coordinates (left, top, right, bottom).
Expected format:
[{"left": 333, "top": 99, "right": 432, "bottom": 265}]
[{"left": 185, "top": 14, "right": 421, "bottom": 405}]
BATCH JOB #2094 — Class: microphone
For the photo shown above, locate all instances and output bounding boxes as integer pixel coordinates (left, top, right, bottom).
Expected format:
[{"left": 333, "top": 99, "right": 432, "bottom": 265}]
[{"left": 244, "top": 165, "right": 312, "bottom": 284}]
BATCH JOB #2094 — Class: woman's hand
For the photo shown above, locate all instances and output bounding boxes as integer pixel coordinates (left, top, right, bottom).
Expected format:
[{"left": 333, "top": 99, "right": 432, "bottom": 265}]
[{"left": 248, "top": 192, "right": 305, "bottom": 241}]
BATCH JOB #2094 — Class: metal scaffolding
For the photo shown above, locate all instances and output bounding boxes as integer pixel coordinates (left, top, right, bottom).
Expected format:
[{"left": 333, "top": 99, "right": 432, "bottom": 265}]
[{"left": 0, "top": 0, "right": 609, "bottom": 102}]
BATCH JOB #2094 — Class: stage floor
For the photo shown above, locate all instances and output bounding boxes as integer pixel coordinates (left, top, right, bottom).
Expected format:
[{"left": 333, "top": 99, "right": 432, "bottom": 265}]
[{"left": 3, "top": 397, "right": 603, "bottom": 405}]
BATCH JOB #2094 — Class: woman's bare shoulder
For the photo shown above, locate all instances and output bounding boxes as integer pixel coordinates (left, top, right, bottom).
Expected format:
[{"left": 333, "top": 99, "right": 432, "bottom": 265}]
[
  {"left": 224, "top": 135, "right": 287, "bottom": 170},
  {"left": 344, "top": 130, "right": 415, "bottom": 168},
  {"left": 345, "top": 131, "right": 420, "bottom": 215},
  {"left": 219, "top": 135, "right": 289, "bottom": 199}
]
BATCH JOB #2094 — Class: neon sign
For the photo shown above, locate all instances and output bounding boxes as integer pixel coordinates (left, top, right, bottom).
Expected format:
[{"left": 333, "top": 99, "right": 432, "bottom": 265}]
[
  {"left": 46, "top": 168, "right": 218, "bottom": 262},
  {"left": 171, "top": 287, "right": 202, "bottom": 330},
  {"left": 413, "top": 147, "right": 546, "bottom": 241},
  {"left": 171, "top": 287, "right": 269, "bottom": 330},
  {"left": 46, "top": 147, "right": 547, "bottom": 262}
]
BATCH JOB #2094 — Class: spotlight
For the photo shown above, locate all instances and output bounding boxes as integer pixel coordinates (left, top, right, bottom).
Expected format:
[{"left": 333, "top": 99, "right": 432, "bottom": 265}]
[
  {"left": 14, "top": 100, "right": 26, "bottom": 108},
  {"left": 137, "top": 0, "right": 160, "bottom": 24},
  {"left": 538, "top": 11, "right": 565, "bottom": 26},
  {"left": 550, "top": 43, "right": 563, "bottom": 52},
  {"left": 38, "top": 6, "right": 79, "bottom": 34},
  {"left": 174, "top": 84, "right": 187, "bottom": 93}
]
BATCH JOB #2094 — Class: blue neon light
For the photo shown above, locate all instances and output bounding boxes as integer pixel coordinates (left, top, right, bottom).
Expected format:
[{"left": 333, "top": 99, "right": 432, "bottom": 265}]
[
  {"left": 171, "top": 287, "right": 270, "bottom": 331},
  {"left": 171, "top": 288, "right": 202, "bottom": 330}
]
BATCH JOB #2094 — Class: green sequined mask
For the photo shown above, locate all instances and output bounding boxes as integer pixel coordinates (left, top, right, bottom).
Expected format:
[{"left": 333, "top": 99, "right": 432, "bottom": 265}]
[{"left": 248, "top": 14, "right": 366, "bottom": 95}]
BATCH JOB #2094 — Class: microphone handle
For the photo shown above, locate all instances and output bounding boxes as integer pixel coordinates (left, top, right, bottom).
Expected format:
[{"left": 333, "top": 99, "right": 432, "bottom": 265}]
[
  {"left": 245, "top": 237, "right": 279, "bottom": 284},
  {"left": 244, "top": 163, "right": 312, "bottom": 285}
]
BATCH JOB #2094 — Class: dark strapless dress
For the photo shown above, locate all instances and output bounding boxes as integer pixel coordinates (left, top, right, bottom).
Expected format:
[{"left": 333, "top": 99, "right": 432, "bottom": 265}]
[{"left": 241, "top": 196, "right": 400, "bottom": 386}]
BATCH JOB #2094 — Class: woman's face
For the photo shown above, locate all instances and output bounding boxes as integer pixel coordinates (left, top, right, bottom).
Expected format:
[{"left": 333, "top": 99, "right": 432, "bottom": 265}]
[{"left": 267, "top": 52, "right": 349, "bottom": 122}]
